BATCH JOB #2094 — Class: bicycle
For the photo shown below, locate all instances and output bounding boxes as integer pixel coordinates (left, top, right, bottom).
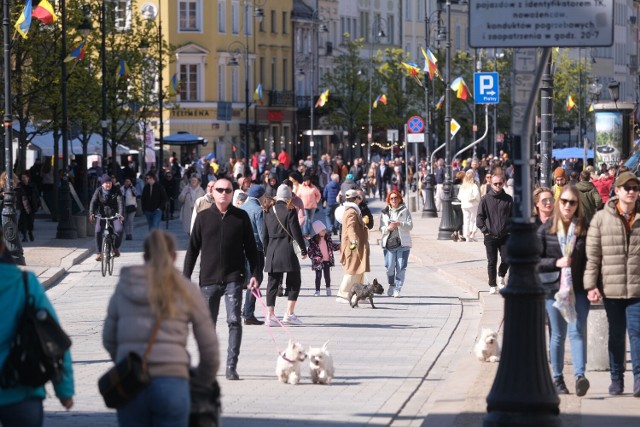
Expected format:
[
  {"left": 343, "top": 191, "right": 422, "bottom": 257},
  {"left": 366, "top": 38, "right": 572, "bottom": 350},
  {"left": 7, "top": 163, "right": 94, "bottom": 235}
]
[{"left": 95, "top": 214, "right": 119, "bottom": 277}]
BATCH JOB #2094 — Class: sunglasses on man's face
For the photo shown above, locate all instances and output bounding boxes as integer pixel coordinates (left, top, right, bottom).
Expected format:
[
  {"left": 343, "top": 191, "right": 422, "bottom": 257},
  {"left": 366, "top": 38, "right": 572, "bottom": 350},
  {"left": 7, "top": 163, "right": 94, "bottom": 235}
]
[
  {"left": 622, "top": 184, "right": 640, "bottom": 193},
  {"left": 491, "top": 181, "right": 504, "bottom": 187},
  {"left": 215, "top": 187, "right": 233, "bottom": 194}
]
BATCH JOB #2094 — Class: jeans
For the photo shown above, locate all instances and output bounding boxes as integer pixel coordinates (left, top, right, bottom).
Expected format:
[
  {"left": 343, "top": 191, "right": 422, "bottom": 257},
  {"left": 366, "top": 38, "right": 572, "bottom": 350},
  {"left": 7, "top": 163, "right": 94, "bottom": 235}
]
[
  {"left": 243, "top": 252, "right": 264, "bottom": 320},
  {"left": 0, "top": 398, "right": 43, "bottom": 427},
  {"left": 483, "top": 235, "right": 509, "bottom": 287},
  {"left": 144, "top": 209, "right": 162, "bottom": 230},
  {"left": 303, "top": 208, "right": 316, "bottom": 235},
  {"left": 325, "top": 205, "right": 337, "bottom": 233},
  {"left": 117, "top": 377, "right": 189, "bottom": 427},
  {"left": 124, "top": 210, "right": 136, "bottom": 236},
  {"left": 545, "top": 290, "right": 590, "bottom": 380},
  {"left": 603, "top": 297, "right": 640, "bottom": 382},
  {"left": 384, "top": 247, "right": 410, "bottom": 291},
  {"left": 201, "top": 282, "right": 243, "bottom": 369},
  {"left": 95, "top": 218, "right": 123, "bottom": 252}
]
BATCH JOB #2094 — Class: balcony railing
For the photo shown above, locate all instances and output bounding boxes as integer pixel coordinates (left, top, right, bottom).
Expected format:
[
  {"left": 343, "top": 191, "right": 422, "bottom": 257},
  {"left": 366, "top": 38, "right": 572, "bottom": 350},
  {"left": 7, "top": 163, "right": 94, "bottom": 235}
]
[{"left": 268, "top": 90, "right": 295, "bottom": 107}]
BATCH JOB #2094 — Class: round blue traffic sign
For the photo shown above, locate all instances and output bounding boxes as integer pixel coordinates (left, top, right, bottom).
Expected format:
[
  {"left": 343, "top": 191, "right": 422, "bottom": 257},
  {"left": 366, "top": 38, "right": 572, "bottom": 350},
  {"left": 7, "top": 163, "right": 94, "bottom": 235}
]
[{"left": 407, "top": 116, "right": 425, "bottom": 133}]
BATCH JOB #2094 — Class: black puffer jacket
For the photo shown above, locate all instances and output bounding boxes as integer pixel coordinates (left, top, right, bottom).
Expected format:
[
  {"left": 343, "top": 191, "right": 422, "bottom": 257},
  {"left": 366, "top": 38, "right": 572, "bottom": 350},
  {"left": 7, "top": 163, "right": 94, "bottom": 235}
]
[
  {"left": 89, "top": 187, "right": 123, "bottom": 217},
  {"left": 476, "top": 187, "right": 513, "bottom": 238}
]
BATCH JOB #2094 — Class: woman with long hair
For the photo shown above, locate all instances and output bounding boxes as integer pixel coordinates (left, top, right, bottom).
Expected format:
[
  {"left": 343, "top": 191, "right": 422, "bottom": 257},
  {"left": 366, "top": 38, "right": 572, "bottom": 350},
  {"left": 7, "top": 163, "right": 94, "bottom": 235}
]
[
  {"left": 262, "top": 184, "right": 308, "bottom": 326},
  {"left": 457, "top": 169, "right": 481, "bottom": 242},
  {"left": 379, "top": 190, "right": 413, "bottom": 298},
  {"left": 103, "top": 230, "right": 219, "bottom": 426},
  {"left": 537, "top": 185, "right": 590, "bottom": 397}
]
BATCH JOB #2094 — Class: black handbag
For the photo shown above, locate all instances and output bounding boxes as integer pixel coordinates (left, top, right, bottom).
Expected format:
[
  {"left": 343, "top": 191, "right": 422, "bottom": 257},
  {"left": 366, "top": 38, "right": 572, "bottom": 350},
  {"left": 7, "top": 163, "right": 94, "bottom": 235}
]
[
  {"left": 189, "top": 370, "right": 221, "bottom": 427},
  {"left": 98, "top": 320, "right": 161, "bottom": 409},
  {"left": 125, "top": 205, "right": 137, "bottom": 214}
]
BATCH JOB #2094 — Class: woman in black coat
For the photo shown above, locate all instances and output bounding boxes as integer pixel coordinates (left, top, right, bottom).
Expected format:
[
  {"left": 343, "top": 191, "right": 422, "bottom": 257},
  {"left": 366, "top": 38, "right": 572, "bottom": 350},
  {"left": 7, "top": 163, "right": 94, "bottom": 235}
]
[{"left": 262, "top": 184, "right": 307, "bottom": 326}]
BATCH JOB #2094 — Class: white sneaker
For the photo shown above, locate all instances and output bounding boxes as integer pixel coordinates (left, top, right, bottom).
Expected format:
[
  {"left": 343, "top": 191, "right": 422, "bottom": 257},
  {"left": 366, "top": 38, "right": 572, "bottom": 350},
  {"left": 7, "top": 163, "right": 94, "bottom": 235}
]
[
  {"left": 489, "top": 286, "right": 498, "bottom": 295},
  {"left": 387, "top": 286, "right": 395, "bottom": 297},
  {"left": 336, "top": 297, "right": 349, "bottom": 304},
  {"left": 313, "top": 290, "right": 320, "bottom": 296},
  {"left": 393, "top": 289, "right": 401, "bottom": 298},
  {"left": 283, "top": 313, "right": 303, "bottom": 325},
  {"left": 326, "top": 288, "right": 332, "bottom": 296},
  {"left": 265, "top": 315, "right": 279, "bottom": 327},
  {"left": 497, "top": 276, "right": 506, "bottom": 289}
]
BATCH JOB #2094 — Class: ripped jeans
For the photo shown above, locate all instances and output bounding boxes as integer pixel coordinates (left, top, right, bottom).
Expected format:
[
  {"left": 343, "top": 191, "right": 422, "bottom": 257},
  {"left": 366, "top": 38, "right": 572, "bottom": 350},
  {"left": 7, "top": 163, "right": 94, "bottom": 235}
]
[{"left": 200, "top": 281, "right": 243, "bottom": 369}]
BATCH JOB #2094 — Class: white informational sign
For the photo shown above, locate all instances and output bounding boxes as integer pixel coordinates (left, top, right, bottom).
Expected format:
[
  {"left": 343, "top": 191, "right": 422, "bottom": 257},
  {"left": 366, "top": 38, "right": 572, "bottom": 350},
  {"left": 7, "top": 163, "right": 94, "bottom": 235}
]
[
  {"left": 387, "top": 129, "right": 399, "bottom": 142},
  {"left": 469, "top": 0, "right": 614, "bottom": 48},
  {"left": 407, "top": 133, "right": 425, "bottom": 143}
]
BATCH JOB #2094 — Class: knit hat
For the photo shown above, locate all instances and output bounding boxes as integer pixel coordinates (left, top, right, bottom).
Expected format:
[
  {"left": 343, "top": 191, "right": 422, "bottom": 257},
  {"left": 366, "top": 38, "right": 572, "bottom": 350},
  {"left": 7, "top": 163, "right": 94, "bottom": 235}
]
[
  {"left": 553, "top": 167, "right": 567, "bottom": 179},
  {"left": 312, "top": 220, "right": 326, "bottom": 236},
  {"left": 247, "top": 184, "right": 265, "bottom": 199},
  {"left": 614, "top": 171, "right": 640, "bottom": 187},
  {"left": 276, "top": 184, "right": 292, "bottom": 201},
  {"left": 99, "top": 174, "right": 111, "bottom": 184},
  {"left": 268, "top": 172, "right": 276, "bottom": 180},
  {"left": 289, "top": 172, "right": 303, "bottom": 183},
  {"left": 345, "top": 174, "right": 354, "bottom": 180}
]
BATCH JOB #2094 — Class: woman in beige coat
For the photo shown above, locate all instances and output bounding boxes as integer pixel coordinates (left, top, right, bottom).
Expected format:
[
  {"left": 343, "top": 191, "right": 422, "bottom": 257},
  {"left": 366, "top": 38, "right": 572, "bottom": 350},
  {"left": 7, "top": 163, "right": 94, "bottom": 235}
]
[
  {"left": 336, "top": 189, "right": 370, "bottom": 303},
  {"left": 178, "top": 174, "right": 205, "bottom": 234}
]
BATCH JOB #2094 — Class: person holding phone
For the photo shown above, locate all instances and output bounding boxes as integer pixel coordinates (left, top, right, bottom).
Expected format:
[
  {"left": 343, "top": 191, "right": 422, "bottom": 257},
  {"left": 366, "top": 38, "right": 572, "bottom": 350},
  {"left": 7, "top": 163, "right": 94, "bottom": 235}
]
[{"left": 379, "top": 190, "right": 413, "bottom": 298}]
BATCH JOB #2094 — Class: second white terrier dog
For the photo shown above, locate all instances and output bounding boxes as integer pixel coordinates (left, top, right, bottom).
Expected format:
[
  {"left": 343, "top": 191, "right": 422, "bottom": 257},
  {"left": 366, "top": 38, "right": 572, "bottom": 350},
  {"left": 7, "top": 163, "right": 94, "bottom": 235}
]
[
  {"left": 276, "top": 340, "right": 307, "bottom": 384},
  {"left": 474, "top": 328, "right": 501, "bottom": 362},
  {"left": 308, "top": 341, "right": 334, "bottom": 385}
]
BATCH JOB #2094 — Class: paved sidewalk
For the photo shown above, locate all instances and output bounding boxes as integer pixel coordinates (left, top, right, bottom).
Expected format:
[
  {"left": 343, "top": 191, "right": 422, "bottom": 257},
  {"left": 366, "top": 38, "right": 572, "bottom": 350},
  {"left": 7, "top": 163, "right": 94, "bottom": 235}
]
[{"left": 22, "top": 200, "right": 639, "bottom": 426}]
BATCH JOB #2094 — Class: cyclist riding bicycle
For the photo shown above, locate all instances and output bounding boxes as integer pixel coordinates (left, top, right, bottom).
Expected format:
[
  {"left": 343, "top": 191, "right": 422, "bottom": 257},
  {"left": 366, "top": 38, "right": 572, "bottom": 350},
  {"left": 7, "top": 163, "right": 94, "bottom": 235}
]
[{"left": 89, "top": 174, "right": 124, "bottom": 261}]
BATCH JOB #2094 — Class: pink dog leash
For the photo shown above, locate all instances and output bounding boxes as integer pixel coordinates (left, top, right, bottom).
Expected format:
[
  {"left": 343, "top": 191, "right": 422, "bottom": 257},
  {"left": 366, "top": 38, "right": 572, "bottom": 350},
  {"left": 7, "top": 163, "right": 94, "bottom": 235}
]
[{"left": 251, "top": 287, "right": 298, "bottom": 361}]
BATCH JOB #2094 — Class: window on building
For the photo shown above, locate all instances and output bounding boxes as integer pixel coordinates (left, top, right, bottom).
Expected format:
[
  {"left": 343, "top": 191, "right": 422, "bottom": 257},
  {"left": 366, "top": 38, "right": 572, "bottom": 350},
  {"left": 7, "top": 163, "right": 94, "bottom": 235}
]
[
  {"left": 282, "top": 11, "right": 288, "bottom": 34},
  {"left": 179, "top": 0, "right": 200, "bottom": 32},
  {"left": 259, "top": 57, "right": 265, "bottom": 88},
  {"left": 360, "top": 11, "right": 368, "bottom": 40},
  {"left": 218, "top": 0, "right": 226, "bottom": 33},
  {"left": 387, "top": 15, "right": 394, "bottom": 45},
  {"left": 218, "top": 64, "right": 226, "bottom": 101},
  {"left": 271, "top": 58, "right": 277, "bottom": 90},
  {"left": 283, "top": 58, "right": 288, "bottom": 90},
  {"left": 271, "top": 10, "right": 276, "bottom": 33},
  {"left": 179, "top": 64, "right": 199, "bottom": 101},
  {"left": 455, "top": 24, "right": 461, "bottom": 51},
  {"left": 404, "top": 0, "right": 412, "bottom": 20},
  {"left": 113, "top": 1, "right": 131, "bottom": 31},
  {"left": 231, "top": 66, "right": 239, "bottom": 102},
  {"left": 232, "top": 0, "right": 240, "bottom": 34},
  {"left": 244, "top": 3, "right": 253, "bottom": 36}
]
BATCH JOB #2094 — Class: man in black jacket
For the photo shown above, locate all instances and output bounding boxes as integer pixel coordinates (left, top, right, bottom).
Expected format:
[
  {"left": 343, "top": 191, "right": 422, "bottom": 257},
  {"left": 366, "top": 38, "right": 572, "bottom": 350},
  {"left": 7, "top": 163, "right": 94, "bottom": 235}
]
[
  {"left": 89, "top": 174, "right": 124, "bottom": 261},
  {"left": 184, "top": 178, "right": 258, "bottom": 381},
  {"left": 141, "top": 172, "right": 167, "bottom": 230},
  {"left": 476, "top": 173, "right": 513, "bottom": 294}
]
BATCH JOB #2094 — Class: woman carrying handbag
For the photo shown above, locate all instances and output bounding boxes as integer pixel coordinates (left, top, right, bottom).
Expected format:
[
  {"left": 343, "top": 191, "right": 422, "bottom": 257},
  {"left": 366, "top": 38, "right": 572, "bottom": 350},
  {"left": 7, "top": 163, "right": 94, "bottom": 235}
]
[{"left": 102, "top": 230, "right": 219, "bottom": 426}]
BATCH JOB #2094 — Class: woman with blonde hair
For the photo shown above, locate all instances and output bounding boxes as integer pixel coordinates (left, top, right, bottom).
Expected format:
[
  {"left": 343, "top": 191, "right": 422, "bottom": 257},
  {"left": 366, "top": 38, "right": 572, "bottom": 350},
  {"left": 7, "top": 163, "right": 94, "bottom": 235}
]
[
  {"left": 103, "top": 230, "right": 219, "bottom": 426},
  {"left": 457, "top": 169, "right": 481, "bottom": 242},
  {"left": 537, "top": 185, "right": 590, "bottom": 396},
  {"left": 533, "top": 186, "right": 554, "bottom": 225}
]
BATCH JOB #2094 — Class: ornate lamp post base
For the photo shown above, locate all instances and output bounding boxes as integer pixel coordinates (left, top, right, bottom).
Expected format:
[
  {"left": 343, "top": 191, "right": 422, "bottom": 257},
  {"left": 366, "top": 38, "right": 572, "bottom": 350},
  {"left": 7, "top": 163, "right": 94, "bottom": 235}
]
[
  {"left": 437, "top": 180, "right": 455, "bottom": 239},
  {"left": 422, "top": 174, "right": 438, "bottom": 218}
]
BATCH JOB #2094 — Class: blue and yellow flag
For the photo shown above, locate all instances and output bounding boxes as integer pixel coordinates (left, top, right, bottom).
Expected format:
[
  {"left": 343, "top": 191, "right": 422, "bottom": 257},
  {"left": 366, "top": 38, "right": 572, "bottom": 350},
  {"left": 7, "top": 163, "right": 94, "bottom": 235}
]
[{"left": 15, "top": 0, "right": 33, "bottom": 39}]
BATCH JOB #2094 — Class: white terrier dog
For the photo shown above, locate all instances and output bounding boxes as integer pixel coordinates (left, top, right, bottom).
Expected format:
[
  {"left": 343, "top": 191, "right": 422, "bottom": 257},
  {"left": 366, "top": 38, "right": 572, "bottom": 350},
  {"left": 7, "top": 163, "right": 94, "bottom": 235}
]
[
  {"left": 308, "top": 341, "right": 334, "bottom": 385},
  {"left": 474, "top": 328, "right": 501, "bottom": 363},
  {"left": 276, "top": 340, "right": 307, "bottom": 384}
]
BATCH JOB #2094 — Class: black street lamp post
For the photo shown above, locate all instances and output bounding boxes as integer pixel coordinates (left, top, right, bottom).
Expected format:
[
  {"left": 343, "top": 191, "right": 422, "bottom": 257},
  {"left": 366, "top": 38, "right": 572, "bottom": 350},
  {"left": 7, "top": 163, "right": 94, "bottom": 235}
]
[
  {"left": 422, "top": 3, "right": 441, "bottom": 218},
  {"left": 437, "top": 0, "right": 455, "bottom": 240},
  {"left": 2, "top": 0, "right": 24, "bottom": 264},
  {"left": 100, "top": 0, "right": 108, "bottom": 171},
  {"left": 367, "top": 15, "right": 386, "bottom": 165},
  {"left": 141, "top": 2, "right": 164, "bottom": 173},
  {"left": 56, "top": 0, "right": 78, "bottom": 239},
  {"left": 228, "top": 42, "right": 250, "bottom": 160}
]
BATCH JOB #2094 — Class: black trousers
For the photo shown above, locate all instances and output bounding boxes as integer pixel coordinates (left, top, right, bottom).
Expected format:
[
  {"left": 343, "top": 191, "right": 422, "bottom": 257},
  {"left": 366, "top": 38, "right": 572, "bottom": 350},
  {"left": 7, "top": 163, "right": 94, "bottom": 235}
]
[
  {"left": 18, "top": 211, "right": 35, "bottom": 234},
  {"left": 266, "top": 271, "right": 301, "bottom": 307},
  {"left": 483, "top": 235, "right": 509, "bottom": 287},
  {"left": 315, "top": 262, "right": 332, "bottom": 291}
]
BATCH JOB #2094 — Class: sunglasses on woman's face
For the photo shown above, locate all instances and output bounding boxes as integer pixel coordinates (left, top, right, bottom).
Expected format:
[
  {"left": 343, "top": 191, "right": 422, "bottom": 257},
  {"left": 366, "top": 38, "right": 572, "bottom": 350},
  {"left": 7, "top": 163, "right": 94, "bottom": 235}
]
[
  {"left": 215, "top": 188, "right": 233, "bottom": 194},
  {"left": 559, "top": 198, "right": 578, "bottom": 207},
  {"left": 540, "top": 197, "right": 554, "bottom": 205}
]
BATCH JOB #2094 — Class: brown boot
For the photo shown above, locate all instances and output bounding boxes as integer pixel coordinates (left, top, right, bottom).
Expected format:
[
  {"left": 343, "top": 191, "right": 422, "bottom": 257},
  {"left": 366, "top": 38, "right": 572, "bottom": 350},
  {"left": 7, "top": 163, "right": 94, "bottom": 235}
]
[{"left": 95, "top": 253, "right": 102, "bottom": 261}]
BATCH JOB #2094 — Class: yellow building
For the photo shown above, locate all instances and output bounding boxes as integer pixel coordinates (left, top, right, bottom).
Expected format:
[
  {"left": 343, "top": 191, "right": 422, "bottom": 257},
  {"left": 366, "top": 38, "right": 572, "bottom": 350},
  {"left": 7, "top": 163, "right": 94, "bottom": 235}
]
[{"left": 144, "top": 0, "right": 295, "bottom": 164}]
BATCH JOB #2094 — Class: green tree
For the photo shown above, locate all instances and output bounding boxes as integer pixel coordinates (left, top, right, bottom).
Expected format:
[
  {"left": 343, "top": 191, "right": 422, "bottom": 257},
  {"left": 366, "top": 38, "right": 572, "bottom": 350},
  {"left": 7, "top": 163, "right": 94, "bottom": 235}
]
[{"left": 552, "top": 49, "right": 590, "bottom": 135}]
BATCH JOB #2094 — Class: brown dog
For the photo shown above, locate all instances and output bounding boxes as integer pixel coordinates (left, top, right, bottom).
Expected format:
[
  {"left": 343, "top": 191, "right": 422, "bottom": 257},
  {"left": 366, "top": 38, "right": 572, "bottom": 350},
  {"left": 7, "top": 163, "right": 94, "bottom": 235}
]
[{"left": 348, "top": 279, "right": 384, "bottom": 308}]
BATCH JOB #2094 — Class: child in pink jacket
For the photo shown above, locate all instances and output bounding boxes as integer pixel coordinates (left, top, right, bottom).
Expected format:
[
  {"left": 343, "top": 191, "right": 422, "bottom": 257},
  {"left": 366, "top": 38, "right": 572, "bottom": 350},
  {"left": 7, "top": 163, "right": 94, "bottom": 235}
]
[{"left": 307, "top": 221, "right": 339, "bottom": 296}]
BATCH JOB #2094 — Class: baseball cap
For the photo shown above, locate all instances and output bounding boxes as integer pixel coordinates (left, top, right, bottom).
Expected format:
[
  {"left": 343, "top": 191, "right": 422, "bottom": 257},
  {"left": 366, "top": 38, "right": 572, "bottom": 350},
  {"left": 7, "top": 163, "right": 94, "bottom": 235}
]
[{"left": 614, "top": 171, "right": 640, "bottom": 187}]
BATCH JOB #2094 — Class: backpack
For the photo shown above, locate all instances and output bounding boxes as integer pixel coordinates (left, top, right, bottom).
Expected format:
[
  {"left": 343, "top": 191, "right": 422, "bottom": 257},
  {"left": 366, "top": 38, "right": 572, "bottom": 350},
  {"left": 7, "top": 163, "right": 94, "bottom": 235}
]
[{"left": 0, "top": 272, "right": 72, "bottom": 388}]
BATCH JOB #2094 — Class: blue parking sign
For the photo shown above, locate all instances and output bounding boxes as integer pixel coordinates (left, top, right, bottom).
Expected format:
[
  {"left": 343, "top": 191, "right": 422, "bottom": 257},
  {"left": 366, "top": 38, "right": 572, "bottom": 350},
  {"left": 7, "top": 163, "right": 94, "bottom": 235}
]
[{"left": 474, "top": 72, "right": 499, "bottom": 104}]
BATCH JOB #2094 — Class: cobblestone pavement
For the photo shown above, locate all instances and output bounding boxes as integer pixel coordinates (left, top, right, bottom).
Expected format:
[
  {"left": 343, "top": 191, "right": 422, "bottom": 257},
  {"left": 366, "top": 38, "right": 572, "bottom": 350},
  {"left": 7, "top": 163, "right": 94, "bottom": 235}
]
[{"left": 21, "top": 199, "right": 639, "bottom": 426}]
